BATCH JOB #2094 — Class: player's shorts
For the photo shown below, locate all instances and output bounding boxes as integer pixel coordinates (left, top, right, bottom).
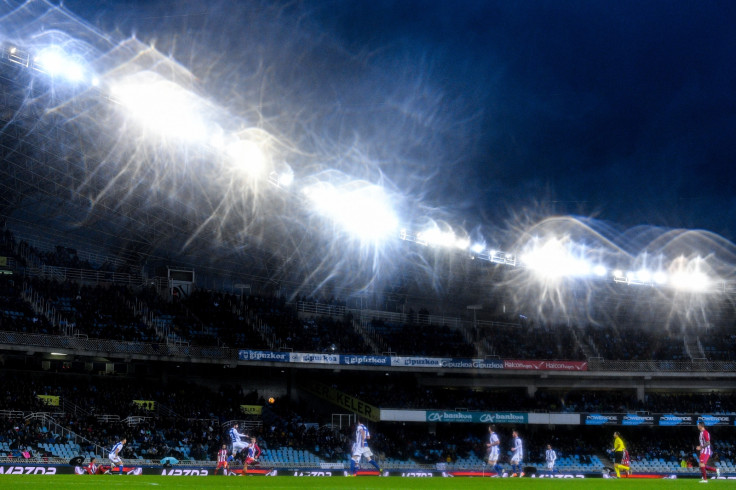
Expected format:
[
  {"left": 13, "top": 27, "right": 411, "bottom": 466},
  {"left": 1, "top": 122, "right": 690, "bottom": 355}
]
[
  {"left": 108, "top": 454, "right": 122, "bottom": 465},
  {"left": 360, "top": 446, "right": 373, "bottom": 459},
  {"left": 216, "top": 461, "right": 228, "bottom": 469},
  {"left": 547, "top": 462, "right": 555, "bottom": 470},
  {"left": 699, "top": 453, "right": 711, "bottom": 465},
  {"left": 245, "top": 457, "right": 258, "bottom": 465},
  {"left": 613, "top": 451, "right": 624, "bottom": 464},
  {"left": 488, "top": 447, "right": 499, "bottom": 462},
  {"left": 232, "top": 441, "right": 248, "bottom": 453},
  {"left": 511, "top": 454, "right": 522, "bottom": 464}
]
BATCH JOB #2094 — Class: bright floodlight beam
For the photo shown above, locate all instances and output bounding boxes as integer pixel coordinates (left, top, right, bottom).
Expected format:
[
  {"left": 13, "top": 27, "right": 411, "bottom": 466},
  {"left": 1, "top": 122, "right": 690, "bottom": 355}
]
[
  {"left": 670, "top": 271, "right": 711, "bottom": 292},
  {"left": 227, "top": 140, "right": 266, "bottom": 178},
  {"left": 521, "top": 238, "right": 591, "bottom": 279},
  {"left": 34, "top": 47, "right": 87, "bottom": 83},
  {"left": 304, "top": 183, "right": 399, "bottom": 244},
  {"left": 110, "top": 73, "right": 210, "bottom": 141},
  {"left": 417, "top": 228, "right": 469, "bottom": 250}
]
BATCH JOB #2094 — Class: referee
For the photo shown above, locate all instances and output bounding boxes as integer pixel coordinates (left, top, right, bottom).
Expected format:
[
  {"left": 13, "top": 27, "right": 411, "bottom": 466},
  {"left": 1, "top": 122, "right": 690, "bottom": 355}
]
[{"left": 612, "top": 431, "right": 630, "bottom": 478}]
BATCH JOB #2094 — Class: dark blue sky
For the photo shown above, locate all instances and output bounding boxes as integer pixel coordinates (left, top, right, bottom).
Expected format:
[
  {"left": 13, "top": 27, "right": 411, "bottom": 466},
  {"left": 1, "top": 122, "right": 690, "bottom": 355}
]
[{"left": 65, "top": 0, "right": 736, "bottom": 240}]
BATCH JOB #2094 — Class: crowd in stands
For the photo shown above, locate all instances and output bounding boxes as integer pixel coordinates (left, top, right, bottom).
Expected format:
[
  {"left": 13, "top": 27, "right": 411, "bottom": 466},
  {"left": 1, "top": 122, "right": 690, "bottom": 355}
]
[
  {"left": 2, "top": 227, "right": 736, "bottom": 363},
  {"left": 580, "top": 323, "right": 690, "bottom": 361},
  {"left": 370, "top": 319, "right": 474, "bottom": 357},
  {"left": 482, "top": 321, "right": 585, "bottom": 360},
  {"left": 1, "top": 368, "right": 736, "bottom": 471}
]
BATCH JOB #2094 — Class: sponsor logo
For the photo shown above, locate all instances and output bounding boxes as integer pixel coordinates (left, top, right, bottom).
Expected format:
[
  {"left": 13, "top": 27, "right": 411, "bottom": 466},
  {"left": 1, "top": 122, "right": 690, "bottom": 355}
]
[
  {"left": 320, "top": 463, "right": 344, "bottom": 470},
  {"left": 342, "top": 355, "right": 389, "bottom": 366},
  {"left": 427, "top": 411, "right": 473, "bottom": 422},
  {"left": 699, "top": 415, "right": 731, "bottom": 426},
  {"left": 439, "top": 359, "right": 504, "bottom": 369},
  {"left": 504, "top": 360, "right": 588, "bottom": 371},
  {"left": 294, "top": 353, "right": 340, "bottom": 364},
  {"left": 659, "top": 414, "right": 693, "bottom": 426},
  {"left": 0, "top": 466, "right": 57, "bottom": 475},
  {"left": 293, "top": 471, "right": 332, "bottom": 477},
  {"left": 160, "top": 469, "right": 209, "bottom": 476},
  {"left": 401, "top": 472, "right": 433, "bottom": 477},
  {"left": 533, "top": 474, "right": 585, "bottom": 479},
  {"left": 239, "top": 350, "right": 289, "bottom": 362},
  {"left": 585, "top": 414, "right": 619, "bottom": 425},
  {"left": 622, "top": 414, "right": 655, "bottom": 425}
]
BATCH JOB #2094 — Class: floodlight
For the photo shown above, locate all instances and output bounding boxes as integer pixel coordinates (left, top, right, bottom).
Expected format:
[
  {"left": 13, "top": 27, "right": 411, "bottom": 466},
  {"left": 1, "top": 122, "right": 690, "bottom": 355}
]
[
  {"left": 636, "top": 269, "right": 651, "bottom": 283},
  {"left": 269, "top": 170, "right": 293, "bottom": 188},
  {"left": 110, "top": 74, "right": 210, "bottom": 141},
  {"left": 304, "top": 183, "right": 399, "bottom": 243},
  {"left": 9, "top": 46, "right": 17, "bottom": 54},
  {"left": 417, "top": 229, "right": 469, "bottom": 249},
  {"left": 471, "top": 243, "right": 485, "bottom": 254},
  {"left": 670, "top": 271, "right": 710, "bottom": 292},
  {"left": 592, "top": 265, "right": 607, "bottom": 277},
  {"left": 34, "top": 47, "right": 86, "bottom": 83},
  {"left": 227, "top": 140, "right": 266, "bottom": 177},
  {"left": 521, "top": 239, "right": 591, "bottom": 279},
  {"left": 652, "top": 271, "right": 668, "bottom": 285}
]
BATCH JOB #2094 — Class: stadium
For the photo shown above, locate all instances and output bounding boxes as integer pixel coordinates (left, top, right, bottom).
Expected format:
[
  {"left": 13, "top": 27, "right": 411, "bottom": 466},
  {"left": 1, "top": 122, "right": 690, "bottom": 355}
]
[{"left": 0, "top": 0, "right": 735, "bottom": 487}]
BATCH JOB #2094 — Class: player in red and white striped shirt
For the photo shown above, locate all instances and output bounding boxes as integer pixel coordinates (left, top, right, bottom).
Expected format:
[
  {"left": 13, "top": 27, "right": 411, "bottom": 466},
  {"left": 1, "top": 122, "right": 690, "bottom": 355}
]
[
  {"left": 214, "top": 444, "right": 229, "bottom": 475},
  {"left": 697, "top": 420, "right": 720, "bottom": 482}
]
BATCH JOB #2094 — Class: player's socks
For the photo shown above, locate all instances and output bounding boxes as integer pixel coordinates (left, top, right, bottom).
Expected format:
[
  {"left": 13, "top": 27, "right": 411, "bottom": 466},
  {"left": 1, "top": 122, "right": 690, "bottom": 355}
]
[
  {"left": 369, "top": 459, "right": 380, "bottom": 471},
  {"left": 705, "top": 465, "right": 717, "bottom": 473},
  {"left": 614, "top": 465, "right": 621, "bottom": 478},
  {"left": 701, "top": 467, "right": 708, "bottom": 480},
  {"left": 349, "top": 459, "right": 356, "bottom": 474}
]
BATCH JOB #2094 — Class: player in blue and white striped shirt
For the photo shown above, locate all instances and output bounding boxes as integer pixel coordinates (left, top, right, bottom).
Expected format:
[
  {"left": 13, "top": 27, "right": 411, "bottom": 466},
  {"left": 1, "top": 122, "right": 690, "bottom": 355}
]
[
  {"left": 229, "top": 423, "right": 249, "bottom": 458},
  {"left": 349, "top": 420, "right": 382, "bottom": 476},
  {"left": 510, "top": 429, "right": 524, "bottom": 477},
  {"left": 546, "top": 444, "right": 558, "bottom": 475},
  {"left": 108, "top": 438, "right": 126, "bottom": 475}
]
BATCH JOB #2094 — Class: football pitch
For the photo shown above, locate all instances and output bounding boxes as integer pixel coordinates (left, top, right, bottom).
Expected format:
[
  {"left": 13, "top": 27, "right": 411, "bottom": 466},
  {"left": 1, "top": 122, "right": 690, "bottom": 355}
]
[{"left": 0, "top": 475, "right": 727, "bottom": 489}]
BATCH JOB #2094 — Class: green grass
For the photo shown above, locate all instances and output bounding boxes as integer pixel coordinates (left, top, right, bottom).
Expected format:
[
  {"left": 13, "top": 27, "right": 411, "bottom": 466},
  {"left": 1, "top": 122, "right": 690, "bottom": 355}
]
[{"left": 0, "top": 474, "right": 725, "bottom": 489}]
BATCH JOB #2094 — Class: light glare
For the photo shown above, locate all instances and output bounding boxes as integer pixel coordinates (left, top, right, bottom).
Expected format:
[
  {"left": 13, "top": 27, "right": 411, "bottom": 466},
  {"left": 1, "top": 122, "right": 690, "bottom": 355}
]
[{"left": 305, "top": 183, "right": 399, "bottom": 243}]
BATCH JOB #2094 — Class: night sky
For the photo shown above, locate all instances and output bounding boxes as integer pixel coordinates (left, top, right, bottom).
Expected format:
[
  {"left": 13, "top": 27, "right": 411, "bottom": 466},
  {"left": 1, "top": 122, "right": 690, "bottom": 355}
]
[{"left": 60, "top": 0, "right": 736, "bottom": 241}]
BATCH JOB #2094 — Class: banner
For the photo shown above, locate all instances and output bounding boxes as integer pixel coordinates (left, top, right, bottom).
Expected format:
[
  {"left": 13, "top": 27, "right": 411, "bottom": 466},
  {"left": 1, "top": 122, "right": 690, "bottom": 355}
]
[
  {"left": 390, "top": 356, "right": 448, "bottom": 368},
  {"left": 621, "top": 414, "right": 655, "bottom": 426},
  {"left": 236, "top": 350, "right": 581, "bottom": 372},
  {"left": 697, "top": 415, "right": 731, "bottom": 426},
  {"left": 658, "top": 414, "right": 695, "bottom": 426},
  {"left": 133, "top": 400, "right": 156, "bottom": 411},
  {"left": 240, "top": 405, "right": 263, "bottom": 416},
  {"left": 36, "top": 395, "right": 59, "bottom": 407},
  {"left": 238, "top": 350, "right": 290, "bottom": 362},
  {"left": 289, "top": 353, "right": 340, "bottom": 364},
  {"left": 340, "top": 355, "right": 390, "bottom": 366},
  {"left": 301, "top": 381, "right": 380, "bottom": 422},
  {"left": 584, "top": 413, "right": 620, "bottom": 425},
  {"left": 426, "top": 411, "right": 527, "bottom": 424},
  {"left": 503, "top": 360, "right": 588, "bottom": 371}
]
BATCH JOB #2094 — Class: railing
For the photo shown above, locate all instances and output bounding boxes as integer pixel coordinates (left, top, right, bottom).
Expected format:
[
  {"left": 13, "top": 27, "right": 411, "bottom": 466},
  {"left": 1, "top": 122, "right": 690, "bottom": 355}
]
[
  {"left": 24, "top": 265, "right": 144, "bottom": 287},
  {"left": 0, "top": 330, "right": 235, "bottom": 361},
  {"left": 1, "top": 330, "right": 736, "bottom": 373},
  {"left": 96, "top": 415, "right": 120, "bottom": 423},
  {"left": 588, "top": 358, "right": 736, "bottom": 372},
  {"left": 24, "top": 412, "right": 107, "bottom": 458},
  {"left": 123, "top": 416, "right": 151, "bottom": 426},
  {"left": 61, "top": 398, "right": 90, "bottom": 417}
]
